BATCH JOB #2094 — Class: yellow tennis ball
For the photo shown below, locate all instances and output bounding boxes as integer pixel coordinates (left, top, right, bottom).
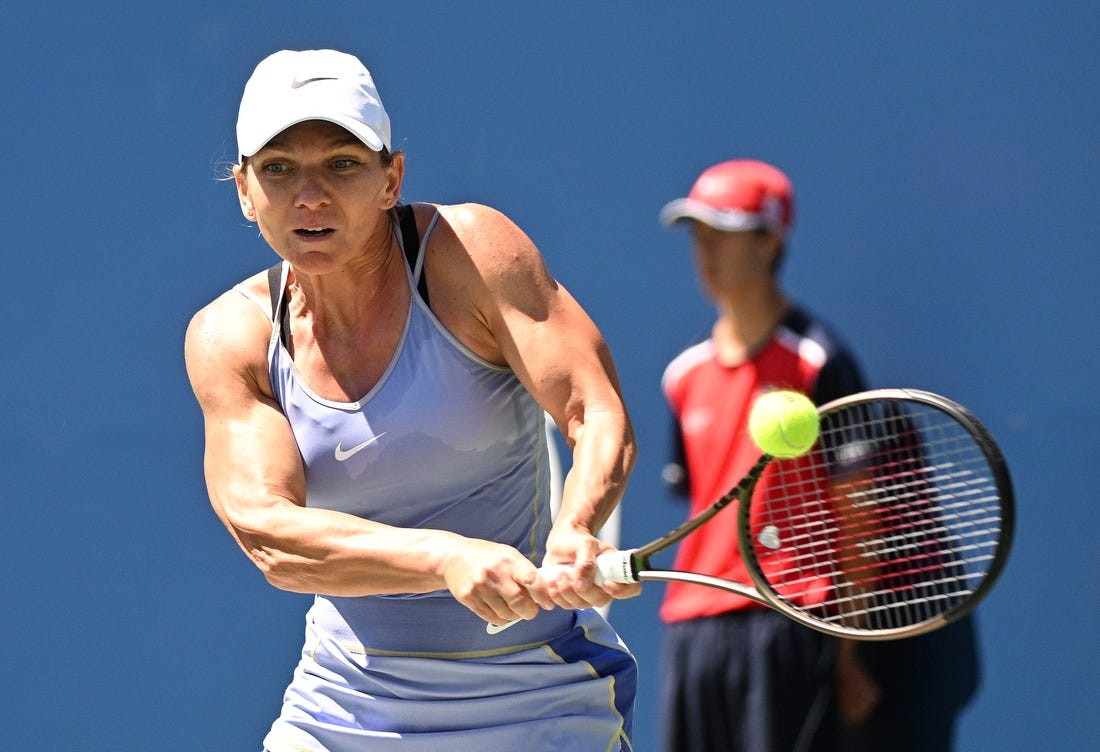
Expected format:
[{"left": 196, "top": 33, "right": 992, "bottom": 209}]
[{"left": 748, "top": 390, "right": 820, "bottom": 458}]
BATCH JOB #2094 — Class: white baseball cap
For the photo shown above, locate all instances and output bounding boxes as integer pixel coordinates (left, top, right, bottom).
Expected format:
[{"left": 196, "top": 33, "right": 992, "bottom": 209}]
[{"left": 236, "top": 49, "right": 391, "bottom": 162}]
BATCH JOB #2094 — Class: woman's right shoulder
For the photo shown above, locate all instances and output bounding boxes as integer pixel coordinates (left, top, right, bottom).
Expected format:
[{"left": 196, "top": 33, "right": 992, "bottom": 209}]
[
  {"left": 185, "top": 271, "right": 274, "bottom": 379},
  {"left": 190, "top": 267, "right": 271, "bottom": 326}
]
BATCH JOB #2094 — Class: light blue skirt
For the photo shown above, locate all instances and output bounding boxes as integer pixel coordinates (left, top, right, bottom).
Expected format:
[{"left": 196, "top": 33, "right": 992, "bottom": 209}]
[{"left": 262, "top": 595, "right": 636, "bottom": 751}]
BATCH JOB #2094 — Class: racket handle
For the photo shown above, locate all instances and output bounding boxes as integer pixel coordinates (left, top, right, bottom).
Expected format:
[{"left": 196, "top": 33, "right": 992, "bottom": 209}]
[
  {"left": 485, "top": 554, "right": 632, "bottom": 634},
  {"left": 595, "top": 549, "right": 638, "bottom": 584}
]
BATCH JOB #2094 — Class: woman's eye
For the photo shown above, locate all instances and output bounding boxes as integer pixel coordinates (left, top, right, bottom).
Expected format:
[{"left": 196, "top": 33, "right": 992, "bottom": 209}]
[
  {"left": 262, "top": 162, "right": 289, "bottom": 174},
  {"left": 332, "top": 159, "right": 357, "bottom": 169}
]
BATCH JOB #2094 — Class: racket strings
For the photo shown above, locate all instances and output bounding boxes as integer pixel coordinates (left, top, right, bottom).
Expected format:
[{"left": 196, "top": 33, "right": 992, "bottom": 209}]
[{"left": 746, "top": 399, "right": 1004, "bottom": 631}]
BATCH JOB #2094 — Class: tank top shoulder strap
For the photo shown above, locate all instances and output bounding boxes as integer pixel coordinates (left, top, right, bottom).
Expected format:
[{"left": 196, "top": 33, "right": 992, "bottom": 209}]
[{"left": 396, "top": 203, "right": 430, "bottom": 305}]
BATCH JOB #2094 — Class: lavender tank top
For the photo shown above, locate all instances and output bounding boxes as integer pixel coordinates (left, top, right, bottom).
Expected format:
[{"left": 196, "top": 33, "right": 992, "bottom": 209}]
[{"left": 235, "top": 213, "right": 580, "bottom": 653}]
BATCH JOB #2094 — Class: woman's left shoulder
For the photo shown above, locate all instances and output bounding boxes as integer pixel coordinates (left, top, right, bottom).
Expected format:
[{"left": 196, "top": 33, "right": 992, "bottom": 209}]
[
  {"left": 436, "top": 202, "right": 520, "bottom": 237},
  {"left": 428, "top": 203, "right": 551, "bottom": 298},
  {"left": 435, "top": 201, "right": 501, "bottom": 219}
]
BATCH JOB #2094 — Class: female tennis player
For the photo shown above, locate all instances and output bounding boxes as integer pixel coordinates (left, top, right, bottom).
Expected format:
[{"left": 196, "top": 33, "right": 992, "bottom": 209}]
[{"left": 184, "top": 49, "right": 638, "bottom": 751}]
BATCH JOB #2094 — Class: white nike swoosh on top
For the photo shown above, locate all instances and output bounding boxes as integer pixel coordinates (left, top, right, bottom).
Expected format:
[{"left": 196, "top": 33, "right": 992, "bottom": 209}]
[
  {"left": 334, "top": 433, "right": 386, "bottom": 461},
  {"left": 291, "top": 76, "right": 339, "bottom": 89}
]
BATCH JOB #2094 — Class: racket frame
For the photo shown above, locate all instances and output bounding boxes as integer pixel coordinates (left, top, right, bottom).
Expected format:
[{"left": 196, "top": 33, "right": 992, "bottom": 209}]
[{"left": 602, "top": 388, "right": 1015, "bottom": 640}]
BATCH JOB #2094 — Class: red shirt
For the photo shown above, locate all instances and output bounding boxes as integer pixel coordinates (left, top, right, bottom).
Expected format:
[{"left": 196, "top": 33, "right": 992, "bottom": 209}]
[{"left": 659, "top": 308, "right": 863, "bottom": 622}]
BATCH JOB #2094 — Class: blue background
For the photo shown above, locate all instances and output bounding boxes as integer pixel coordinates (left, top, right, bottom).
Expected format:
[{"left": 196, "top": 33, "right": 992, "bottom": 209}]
[{"left": 3, "top": 2, "right": 1097, "bottom": 749}]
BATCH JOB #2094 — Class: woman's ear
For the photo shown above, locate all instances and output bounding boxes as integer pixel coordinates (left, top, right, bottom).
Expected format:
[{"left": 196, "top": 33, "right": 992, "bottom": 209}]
[
  {"left": 379, "top": 151, "right": 405, "bottom": 210},
  {"left": 235, "top": 165, "right": 256, "bottom": 221}
]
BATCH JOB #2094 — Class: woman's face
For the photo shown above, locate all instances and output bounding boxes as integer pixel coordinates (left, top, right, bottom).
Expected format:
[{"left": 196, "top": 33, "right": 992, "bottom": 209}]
[{"left": 235, "top": 120, "right": 403, "bottom": 273}]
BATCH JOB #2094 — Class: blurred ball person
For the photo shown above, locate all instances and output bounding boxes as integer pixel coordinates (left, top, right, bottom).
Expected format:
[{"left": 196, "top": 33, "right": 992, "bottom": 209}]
[{"left": 656, "top": 159, "right": 865, "bottom": 752}]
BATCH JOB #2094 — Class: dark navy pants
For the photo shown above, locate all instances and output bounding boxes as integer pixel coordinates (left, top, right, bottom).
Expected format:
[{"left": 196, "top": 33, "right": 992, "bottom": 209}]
[{"left": 659, "top": 609, "right": 837, "bottom": 752}]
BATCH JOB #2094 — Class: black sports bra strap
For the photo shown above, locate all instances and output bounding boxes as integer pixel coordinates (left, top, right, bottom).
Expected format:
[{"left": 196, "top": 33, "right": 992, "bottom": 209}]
[
  {"left": 266, "top": 262, "right": 282, "bottom": 321},
  {"left": 396, "top": 203, "right": 430, "bottom": 305},
  {"left": 266, "top": 262, "right": 290, "bottom": 347}
]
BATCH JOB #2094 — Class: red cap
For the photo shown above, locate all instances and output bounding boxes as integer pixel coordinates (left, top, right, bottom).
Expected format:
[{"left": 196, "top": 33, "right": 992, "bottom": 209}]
[{"left": 660, "top": 159, "right": 794, "bottom": 238}]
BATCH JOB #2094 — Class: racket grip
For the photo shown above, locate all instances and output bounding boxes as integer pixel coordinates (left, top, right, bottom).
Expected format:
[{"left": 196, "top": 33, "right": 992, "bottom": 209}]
[{"left": 595, "top": 549, "right": 638, "bottom": 583}]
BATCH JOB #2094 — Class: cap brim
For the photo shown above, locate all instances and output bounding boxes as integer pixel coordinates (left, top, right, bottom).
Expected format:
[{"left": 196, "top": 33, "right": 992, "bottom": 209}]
[
  {"left": 659, "top": 198, "right": 766, "bottom": 232},
  {"left": 238, "top": 113, "right": 386, "bottom": 161}
]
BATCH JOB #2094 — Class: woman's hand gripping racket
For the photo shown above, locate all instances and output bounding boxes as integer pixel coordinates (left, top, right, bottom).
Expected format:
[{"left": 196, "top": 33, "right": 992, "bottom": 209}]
[{"left": 490, "top": 388, "right": 1014, "bottom": 640}]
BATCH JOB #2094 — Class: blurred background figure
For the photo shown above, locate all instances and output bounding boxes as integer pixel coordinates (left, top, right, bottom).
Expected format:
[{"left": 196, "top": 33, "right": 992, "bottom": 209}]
[{"left": 656, "top": 159, "right": 865, "bottom": 752}]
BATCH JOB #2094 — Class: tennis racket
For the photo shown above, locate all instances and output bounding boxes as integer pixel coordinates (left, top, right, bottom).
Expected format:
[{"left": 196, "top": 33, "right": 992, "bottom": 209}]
[{"left": 490, "top": 388, "right": 1014, "bottom": 640}]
